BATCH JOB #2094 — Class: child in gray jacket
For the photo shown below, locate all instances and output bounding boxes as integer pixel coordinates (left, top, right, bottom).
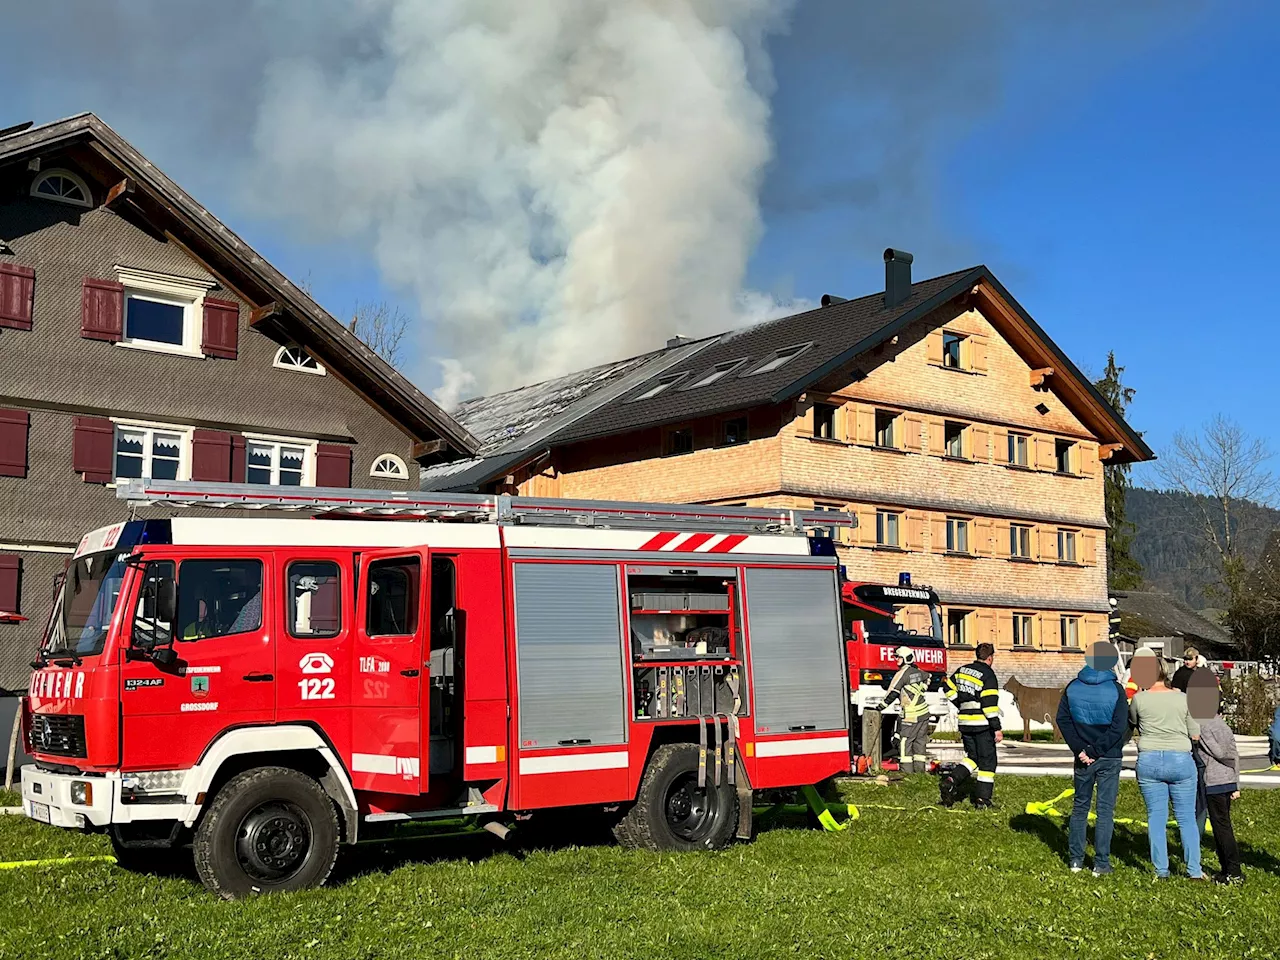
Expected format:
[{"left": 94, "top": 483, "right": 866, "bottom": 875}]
[{"left": 1189, "top": 669, "right": 1243, "bottom": 884}]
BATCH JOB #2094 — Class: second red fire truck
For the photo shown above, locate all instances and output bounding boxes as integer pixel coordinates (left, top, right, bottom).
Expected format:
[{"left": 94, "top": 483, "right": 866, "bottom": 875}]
[{"left": 22, "top": 481, "right": 854, "bottom": 897}]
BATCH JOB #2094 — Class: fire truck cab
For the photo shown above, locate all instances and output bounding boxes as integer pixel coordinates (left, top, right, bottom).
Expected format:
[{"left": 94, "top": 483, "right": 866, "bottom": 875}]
[
  {"left": 22, "top": 482, "right": 853, "bottom": 897},
  {"left": 841, "top": 578, "right": 948, "bottom": 752}
]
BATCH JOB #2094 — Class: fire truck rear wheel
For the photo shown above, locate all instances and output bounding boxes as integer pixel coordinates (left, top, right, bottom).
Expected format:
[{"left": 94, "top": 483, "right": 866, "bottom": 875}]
[
  {"left": 193, "top": 766, "right": 339, "bottom": 899},
  {"left": 613, "top": 743, "right": 738, "bottom": 852}
]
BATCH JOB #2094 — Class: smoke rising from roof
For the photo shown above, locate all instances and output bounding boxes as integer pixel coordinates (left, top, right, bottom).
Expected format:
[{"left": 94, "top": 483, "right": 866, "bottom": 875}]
[{"left": 245, "top": 1, "right": 793, "bottom": 407}]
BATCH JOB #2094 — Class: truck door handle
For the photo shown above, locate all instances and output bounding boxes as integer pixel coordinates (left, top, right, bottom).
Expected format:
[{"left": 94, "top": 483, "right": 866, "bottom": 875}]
[
  {"left": 558, "top": 739, "right": 592, "bottom": 746},
  {"left": 243, "top": 673, "right": 274, "bottom": 682},
  {"left": 400, "top": 669, "right": 420, "bottom": 678},
  {"left": 788, "top": 724, "right": 816, "bottom": 731}
]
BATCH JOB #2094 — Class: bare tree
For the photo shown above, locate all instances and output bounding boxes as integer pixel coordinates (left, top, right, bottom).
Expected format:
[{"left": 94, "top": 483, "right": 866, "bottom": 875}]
[
  {"left": 347, "top": 300, "right": 410, "bottom": 372},
  {"left": 1157, "top": 416, "right": 1276, "bottom": 574}
]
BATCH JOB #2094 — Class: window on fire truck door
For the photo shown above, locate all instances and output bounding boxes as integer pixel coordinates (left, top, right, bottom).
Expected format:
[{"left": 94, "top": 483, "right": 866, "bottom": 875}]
[
  {"left": 287, "top": 562, "right": 341, "bottom": 638},
  {"left": 132, "top": 560, "right": 175, "bottom": 650},
  {"left": 176, "top": 560, "right": 263, "bottom": 641},
  {"left": 366, "top": 557, "right": 420, "bottom": 637}
]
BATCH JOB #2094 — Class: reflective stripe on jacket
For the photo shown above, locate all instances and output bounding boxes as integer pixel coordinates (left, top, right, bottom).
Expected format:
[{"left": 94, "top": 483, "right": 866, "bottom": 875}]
[
  {"left": 945, "top": 661, "right": 1001, "bottom": 731},
  {"left": 884, "top": 664, "right": 930, "bottom": 722}
]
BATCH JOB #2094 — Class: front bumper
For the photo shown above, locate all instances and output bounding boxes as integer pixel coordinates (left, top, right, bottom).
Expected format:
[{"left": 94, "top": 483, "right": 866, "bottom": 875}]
[{"left": 20, "top": 766, "right": 193, "bottom": 830}]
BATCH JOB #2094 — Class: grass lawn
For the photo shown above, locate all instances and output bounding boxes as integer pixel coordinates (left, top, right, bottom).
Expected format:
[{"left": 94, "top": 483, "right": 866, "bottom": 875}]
[{"left": 1, "top": 775, "right": 1278, "bottom": 960}]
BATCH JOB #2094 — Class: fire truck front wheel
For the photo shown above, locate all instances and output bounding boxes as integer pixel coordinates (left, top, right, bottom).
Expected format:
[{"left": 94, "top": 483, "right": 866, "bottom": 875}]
[
  {"left": 613, "top": 743, "right": 738, "bottom": 852},
  {"left": 193, "top": 766, "right": 340, "bottom": 899}
]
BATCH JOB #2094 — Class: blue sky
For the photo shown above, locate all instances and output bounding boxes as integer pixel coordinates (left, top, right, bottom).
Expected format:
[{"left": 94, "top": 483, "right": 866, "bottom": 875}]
[{"left": 3, "top": 1, "right": 1274, "bottom": 482}]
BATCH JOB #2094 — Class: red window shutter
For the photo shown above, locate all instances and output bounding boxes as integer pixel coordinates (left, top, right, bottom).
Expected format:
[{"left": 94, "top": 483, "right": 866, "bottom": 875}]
[
  {"left": 201, "top": 297, "right": 239, "bottom": 359},
  {"left": 0, "top": 264, "right": 35, "bottom": 331},
  {"left": 0, "top": 554, "right": 18, "bottom": 614},
  {"left": 315, "top": 444, "right": 352, "bottom": 487},
  {"left": 230, "top": 435, "right": 246, "bottom": 483},
  {"left": 191, "top": 429, "right": 234, "bottom": 482},
  {"left": 82, "top": 278, "right": 124, "bottom": 342},
  {"left": 72, "top": 416, "right": 115, "bottom": 483},
  {"left": 0, "top": 409, "right": 29, "bottom": 478}
]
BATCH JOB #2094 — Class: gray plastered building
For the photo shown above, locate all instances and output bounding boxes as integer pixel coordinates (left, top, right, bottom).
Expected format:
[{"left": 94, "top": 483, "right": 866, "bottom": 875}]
[{"left": 0, "top": 114, "right": 475, "bottom": 694}]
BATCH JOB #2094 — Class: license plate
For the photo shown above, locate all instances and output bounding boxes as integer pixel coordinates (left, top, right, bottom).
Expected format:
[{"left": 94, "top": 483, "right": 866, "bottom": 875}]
[{"left": 28, "top": 801, "right": 50, "bottom": 823}]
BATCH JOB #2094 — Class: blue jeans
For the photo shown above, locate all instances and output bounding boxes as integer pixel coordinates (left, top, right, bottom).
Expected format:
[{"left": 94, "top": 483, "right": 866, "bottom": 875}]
[
  {"left": 1069, "top": 756, "right": 1122, "bottom": 868},
  {"left": 1136, "top": 750, "right": 1202, "bottom": 878}
]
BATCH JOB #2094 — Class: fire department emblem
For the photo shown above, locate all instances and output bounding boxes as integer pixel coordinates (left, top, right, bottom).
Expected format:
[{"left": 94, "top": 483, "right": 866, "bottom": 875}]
[{"left": 191, "top": 676, "right": 210, "bottom": 698}]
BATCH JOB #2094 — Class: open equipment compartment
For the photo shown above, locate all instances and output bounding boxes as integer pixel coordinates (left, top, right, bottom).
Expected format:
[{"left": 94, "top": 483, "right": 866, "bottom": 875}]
[{"left": 626, "top": 564, "right": 747, "bottom": 722}]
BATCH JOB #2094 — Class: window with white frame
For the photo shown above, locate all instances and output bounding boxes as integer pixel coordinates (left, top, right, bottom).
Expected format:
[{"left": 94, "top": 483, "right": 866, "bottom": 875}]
[
  {"left": 31, "top": 169, "right": 92, "bottom": 208},
  {"left": 370, "top": 454, "right": 408, "bottom": 480},
  {"left": 946, "top": 517, "right": 970, "bottom": 553},
  {"left": 1061, "top": 616, "right": 1080, "bottom": 648},
  {"left": 115, "top": 266, "right": 215, "bottom": 357},
  {"left": 273, "top": 344, "right": 326, "bottom": 375},
  {"left": 1013, "top": 613, "right": 1036, "bottom": 647},
  {"left": 113, "top": 422, "right": 189, "bottom": 481},
  {"left": 1058, "top": 529, "right": 1078, "bottom": 563},
  {"left": 245, "top": 437, "right": 314, "bottom": 486}
]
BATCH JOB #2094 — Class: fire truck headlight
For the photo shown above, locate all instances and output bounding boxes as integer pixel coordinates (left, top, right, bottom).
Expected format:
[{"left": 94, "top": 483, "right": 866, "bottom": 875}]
[
  {"left": 70, "top": 781, "right": 93, "bottom": 806},
  {"left": 862, "top": 671, "right": 882, "bottom": 683}
]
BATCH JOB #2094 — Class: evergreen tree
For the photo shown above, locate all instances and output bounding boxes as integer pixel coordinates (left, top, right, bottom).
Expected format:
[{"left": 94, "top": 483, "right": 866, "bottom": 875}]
[{"left": 1094, "top": 352, "right": 1143, "bottom": 589}]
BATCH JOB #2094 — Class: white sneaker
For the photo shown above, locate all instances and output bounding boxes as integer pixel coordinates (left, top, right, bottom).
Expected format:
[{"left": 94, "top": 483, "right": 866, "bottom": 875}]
[{"left": 1070, "top": 862, "right": 1084, "bottom": 873}]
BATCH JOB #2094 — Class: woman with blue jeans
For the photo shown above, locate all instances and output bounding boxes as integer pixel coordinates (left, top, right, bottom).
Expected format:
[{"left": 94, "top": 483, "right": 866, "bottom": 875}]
[{"left": 1128, "top": 649, "right": 1204, "bottom": 880}]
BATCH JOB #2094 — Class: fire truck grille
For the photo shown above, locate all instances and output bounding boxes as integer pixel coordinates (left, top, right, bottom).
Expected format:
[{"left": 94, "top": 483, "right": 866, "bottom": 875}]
[{"left": 31, "top": 714, "right": 86, "bottom": 758}]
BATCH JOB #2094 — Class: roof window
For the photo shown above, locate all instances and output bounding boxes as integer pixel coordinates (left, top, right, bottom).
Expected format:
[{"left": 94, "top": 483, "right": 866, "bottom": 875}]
[
  {"left": 744, "top": 342, "right": 812, "bottom": 376},
  {"left": 629, "top": 372, "right": 686, "bottom": 402},
  {"left": 685, "top": 359, "right": 747, "bottom": 389}
]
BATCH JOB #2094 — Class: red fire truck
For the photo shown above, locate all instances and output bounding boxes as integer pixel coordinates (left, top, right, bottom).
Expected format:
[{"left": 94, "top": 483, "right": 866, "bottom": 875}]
[
  {"left": 22, "top": 481, "right": 853, "bottom": 897},
  {"left": 841, "top": 579, "right": 948, "bottom": 754}
]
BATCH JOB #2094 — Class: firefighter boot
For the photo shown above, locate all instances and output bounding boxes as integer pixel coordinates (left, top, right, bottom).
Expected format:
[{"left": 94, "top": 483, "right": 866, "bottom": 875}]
[{"left": 971, "top": 772, "right": 995, "bottom": 809}]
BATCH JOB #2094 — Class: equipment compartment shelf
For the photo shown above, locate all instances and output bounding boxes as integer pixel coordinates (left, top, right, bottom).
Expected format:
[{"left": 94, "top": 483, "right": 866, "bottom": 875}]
[{"left": 630, "top": 609, "right": 732, "bottom": 616}]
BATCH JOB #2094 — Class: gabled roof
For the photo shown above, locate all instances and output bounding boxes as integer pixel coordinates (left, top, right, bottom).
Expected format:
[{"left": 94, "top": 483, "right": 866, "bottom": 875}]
[
  {"left": 1113, "top": 589, "right": 1235, "bottom": 650},
  {"left": 0, "top": 113, "right": 477, "bottom": 457},
  {"left": 423, "top": 262, "right": 1153, "bottom": 491}
]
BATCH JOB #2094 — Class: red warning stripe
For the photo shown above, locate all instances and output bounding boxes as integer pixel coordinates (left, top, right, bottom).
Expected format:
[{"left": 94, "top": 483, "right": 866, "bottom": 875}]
[
  {"left": 708, "top": 534, "right": 748, "bottom": 553},
  {"left": 640, "top": 531, "right": 679, "bottom": 551},
  {"left": 672, "top": 533, "right": 714, "bottom": 552}
]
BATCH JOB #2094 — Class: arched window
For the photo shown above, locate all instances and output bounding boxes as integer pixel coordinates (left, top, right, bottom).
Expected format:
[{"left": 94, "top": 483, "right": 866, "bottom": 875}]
[
  {"left": 370, "top": 454, "right": 408, "bottom": 480},
  {"left": 30, "top": 169, "right": 92, "bottom": 208},
  {"left": 273, "top": 344, "right": 325, "bottom": 375}
]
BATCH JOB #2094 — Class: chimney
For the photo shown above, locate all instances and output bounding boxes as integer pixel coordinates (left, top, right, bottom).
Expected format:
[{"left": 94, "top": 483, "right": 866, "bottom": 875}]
[
  {"left": 666, "top": 335, "right": 692, "bottom": 348},
  {"left": 820, "top": 294, "right": 848, "bottom": 307},
  {"left": 883, "top": 248, "right": 914, "bottom": 309}
]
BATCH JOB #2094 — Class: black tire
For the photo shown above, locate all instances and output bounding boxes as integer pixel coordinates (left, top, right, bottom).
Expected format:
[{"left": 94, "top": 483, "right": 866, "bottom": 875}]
[
  {"left": 193, "top": 766, "right": 339, "bottom": 899},
  {"left": 613, "top": 743, "right": 738, "bottom": 852}
]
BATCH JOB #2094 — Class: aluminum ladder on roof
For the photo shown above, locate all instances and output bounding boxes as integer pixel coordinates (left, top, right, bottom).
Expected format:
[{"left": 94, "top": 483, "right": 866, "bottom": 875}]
[{"left": 115, "top": 478, "right": 855, "bottom": 536}]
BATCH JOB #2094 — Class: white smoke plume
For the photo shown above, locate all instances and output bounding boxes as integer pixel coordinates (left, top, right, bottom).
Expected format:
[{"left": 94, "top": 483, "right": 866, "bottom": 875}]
[{"left": 247, "top": 1, "right": 793, "bottom": 404}]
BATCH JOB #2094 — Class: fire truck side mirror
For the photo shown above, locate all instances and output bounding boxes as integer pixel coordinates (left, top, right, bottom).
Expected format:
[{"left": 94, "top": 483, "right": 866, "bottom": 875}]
[{"left": 152, "top": 646, "right": 178, "bottom": 667}]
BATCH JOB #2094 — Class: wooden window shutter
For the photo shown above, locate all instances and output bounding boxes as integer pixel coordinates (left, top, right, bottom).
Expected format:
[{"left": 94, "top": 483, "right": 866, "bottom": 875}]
[
  {"left": 82, "top": 278, "right": 124, "bottom": 342},
  {"left": 1079, "top": 442, "right": 1100, "bottom": 479},
  {"left": 974, "top": 609, "right": 996, "bottom": 645},
  {"left": 993, "top": 519, "right": 1011, "bottom": 558},
  {"left": 0, "top": 409, "right": 30, "bottom": 478},
  {"left": 926, "top": 330, "right": 944, "bottom": 365},
  {"left": 230, "top": 435, "right": 247, "bottom": 483},
  {"left": 1038, "top": 528, "right": 1058, "bottom": 562},
  {"left": 996, "top": 611, "right": 1014, "bottom": 647},
  {"left": 0, "top": 554, "right": 18, "bottom": 614},
  {"left": 853, "top": 405, "right": 876, "bottom": 445},
  {"left": 201, "top": 297, "right": 240, "bottom": 360},
  {"left": 969, "top": 334, "right": 989, "bottom": 373},
  {"left": 930, "top": 516, "right": 947, "bottom": 553},
  {"left": 191, "top": 429, "right": 234, "bottom": 482},
  {"left": 1081, "top": 531, "right": 1098, "bottom": 566},
  {"left": 969, "top": 424, "right": 992, "bottom": 462},
  {"left": 853, "top": 505, "right": 877, "bottom": 546},
  {"left": 1035, "top": 436, "right": 1057, "bottom": 471},
  {"left": 992, "top": 427, "right": 1009, "bottom": 464},
  {"left": 926, "top": 417, "right": 945, "bottom": 456},
  {"left": 904, "top": 511, "right": 926, "bottom": 552},
  {"left": 901, "top": 413, "right": 925, "bottom": 453},
  {"left": 316, "top": 444, "right": 352, "bottom": 487},
  {"left": 1042, "top": 614, "right": 1060, "bottom": 649},
  {"left": 0, "top": 263, "right": 35, "bottom": 331},
  {"left": 73, "top": 416, "right": 115, "bottom": 483},
  {"left": 971, "top": 517, "right": 994, "bottom": 556}
]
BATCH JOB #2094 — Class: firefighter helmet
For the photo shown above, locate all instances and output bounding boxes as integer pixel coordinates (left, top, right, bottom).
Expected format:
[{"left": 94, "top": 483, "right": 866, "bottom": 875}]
[{"left": 894, "top": 645, "right": 915, "bottom": 664}]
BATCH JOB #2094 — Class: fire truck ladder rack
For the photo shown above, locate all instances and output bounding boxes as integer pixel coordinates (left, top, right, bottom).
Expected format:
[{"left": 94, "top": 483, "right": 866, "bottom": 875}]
[{"left": 117, "top": 479, "right": 857, "bottom": 536}]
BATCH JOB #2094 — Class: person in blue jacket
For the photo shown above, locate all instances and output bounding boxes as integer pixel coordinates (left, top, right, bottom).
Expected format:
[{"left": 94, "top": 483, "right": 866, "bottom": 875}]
[
  {"left": 1055, "top": 641, "right": 1130, "bottom": 876},
  {"left": 1269, "top": 704, "right": 1280, "bottom": 768}
]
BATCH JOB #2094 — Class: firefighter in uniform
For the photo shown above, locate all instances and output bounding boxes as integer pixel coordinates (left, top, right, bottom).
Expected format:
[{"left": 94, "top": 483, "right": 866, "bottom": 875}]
[
  {"left": 883, "top": 645, "right": 930, "bottom": 774},
  {"left": 940, "top": 642, "right": 1003, "bottom": 808}
]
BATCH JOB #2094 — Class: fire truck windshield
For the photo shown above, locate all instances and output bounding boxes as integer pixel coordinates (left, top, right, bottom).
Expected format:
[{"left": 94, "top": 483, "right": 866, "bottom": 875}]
[
  {"left": 853, "top": 602, "right": 945, "bottom": 646},
  {"left": 44, "top": 550, "right": 131, "bottom": 658}
]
